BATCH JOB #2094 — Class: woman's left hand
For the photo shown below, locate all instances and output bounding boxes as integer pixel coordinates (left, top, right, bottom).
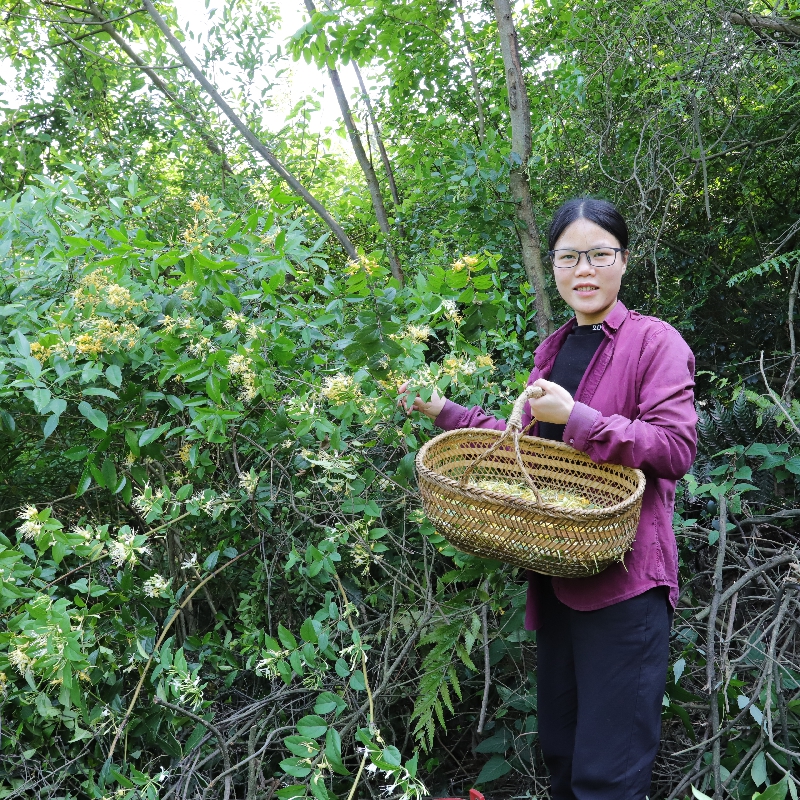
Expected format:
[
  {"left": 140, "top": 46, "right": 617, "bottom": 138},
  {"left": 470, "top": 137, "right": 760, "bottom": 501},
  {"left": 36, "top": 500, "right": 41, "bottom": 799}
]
[{"left": 528, "top": 379, "right": 575, "bottom": 425}]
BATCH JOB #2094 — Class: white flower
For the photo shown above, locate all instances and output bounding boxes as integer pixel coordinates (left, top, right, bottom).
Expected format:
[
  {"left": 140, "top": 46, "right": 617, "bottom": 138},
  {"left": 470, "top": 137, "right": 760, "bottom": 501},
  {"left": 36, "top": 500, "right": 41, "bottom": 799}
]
[
  {"left": 406, "top": 324, "right": 432, "bottom": 343},
  {"left": 440, "top": 298, "right": 462, "bottom": 324},
  {"left": 239, "top": 471, "right": 259, "bottom": 495},
  {"left": 71, "top": 525, "right": 93, "bottom": 541},
  {"left": 8, "top": 647, "right": 31, "bottom": 674},
  {"left": 181, "top": 552, "right": 198, "bottom": 570},
  {"left": 143, "top": 574, "right": 171, "bottom": 597},
  {"left": 223, "top": 312, "right": 246, "bottom": 331},
  {"left": 18, "top": 519, "right": 43, "bottom": 541},
  {"left": 108, "top": 541, "right": 128, "bottom": 567},
  {"left": 321, "top": 373, "right": 361, "bottom": 404},
  {"left": 228, "top": 354, "right": 250, "bottom": 375},
  {"left": 17, "top": 505, "right": 44, "bottom": 540}
]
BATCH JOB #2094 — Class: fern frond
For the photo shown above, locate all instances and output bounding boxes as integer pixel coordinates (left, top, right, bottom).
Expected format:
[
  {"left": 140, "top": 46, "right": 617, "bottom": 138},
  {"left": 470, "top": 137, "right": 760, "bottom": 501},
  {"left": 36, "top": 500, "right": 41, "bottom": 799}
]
[{"left": 449, "top": 664, "right": 462, "bottom": 701}]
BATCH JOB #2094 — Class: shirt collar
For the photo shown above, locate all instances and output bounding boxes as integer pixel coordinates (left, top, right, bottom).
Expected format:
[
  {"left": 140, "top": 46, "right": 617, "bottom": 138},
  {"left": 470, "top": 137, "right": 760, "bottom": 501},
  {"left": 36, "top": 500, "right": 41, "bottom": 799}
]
[
  {"left": 534, "top": 300, "right": 628, "bottom": 368},
  {"left": 602, "top": 299, "right": 628, "bottom": 331}
]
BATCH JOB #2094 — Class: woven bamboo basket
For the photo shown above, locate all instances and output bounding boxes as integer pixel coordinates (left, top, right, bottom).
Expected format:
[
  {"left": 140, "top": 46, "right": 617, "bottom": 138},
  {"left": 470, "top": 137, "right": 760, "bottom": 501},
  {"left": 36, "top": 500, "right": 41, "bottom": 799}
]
[{"left": 415, "top": 385, "right": 646, "bottom": 577}]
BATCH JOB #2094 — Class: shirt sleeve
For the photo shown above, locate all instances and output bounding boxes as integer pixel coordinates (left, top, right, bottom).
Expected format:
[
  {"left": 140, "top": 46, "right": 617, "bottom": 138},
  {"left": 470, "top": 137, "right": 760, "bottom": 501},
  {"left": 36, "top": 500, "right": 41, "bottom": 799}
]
[
  {"left": 433, "top": 372, "right": 540, "bottom": 432},
  {"left": 562, "top": 326, "right": 697, "bottom": 479}
]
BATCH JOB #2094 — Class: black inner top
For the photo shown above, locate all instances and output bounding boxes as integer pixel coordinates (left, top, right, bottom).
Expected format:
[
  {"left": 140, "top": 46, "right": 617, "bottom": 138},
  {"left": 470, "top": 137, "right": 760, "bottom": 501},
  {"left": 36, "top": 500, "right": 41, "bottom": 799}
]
[{"left": 537, "top": 323, "right": 605, "bottom": 442}]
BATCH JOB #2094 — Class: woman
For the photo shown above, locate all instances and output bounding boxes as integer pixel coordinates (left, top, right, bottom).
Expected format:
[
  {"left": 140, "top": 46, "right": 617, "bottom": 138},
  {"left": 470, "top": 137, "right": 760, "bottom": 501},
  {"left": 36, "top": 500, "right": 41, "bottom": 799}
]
[{"left": 402, "top": 198, "right": 697, "bottom": 800}]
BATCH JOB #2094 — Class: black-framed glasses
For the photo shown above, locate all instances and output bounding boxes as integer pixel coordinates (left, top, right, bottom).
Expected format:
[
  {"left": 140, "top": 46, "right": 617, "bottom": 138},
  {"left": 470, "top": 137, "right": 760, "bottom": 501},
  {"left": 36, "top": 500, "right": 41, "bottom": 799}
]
[{"left": 548, "top": 247, "right": 627, "bottom": 269}]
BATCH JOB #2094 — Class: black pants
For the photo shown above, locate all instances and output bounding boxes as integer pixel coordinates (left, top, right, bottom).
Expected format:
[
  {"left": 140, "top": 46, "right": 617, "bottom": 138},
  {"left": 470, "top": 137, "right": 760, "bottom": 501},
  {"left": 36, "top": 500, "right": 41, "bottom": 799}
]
[{"left": 536, "top": 582, "right": 672, "bottom": 800}]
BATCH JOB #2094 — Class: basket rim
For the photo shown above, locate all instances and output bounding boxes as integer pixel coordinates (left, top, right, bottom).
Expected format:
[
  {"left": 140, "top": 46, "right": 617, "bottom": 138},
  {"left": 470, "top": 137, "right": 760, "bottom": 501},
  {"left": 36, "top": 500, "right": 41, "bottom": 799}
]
[{"left": 416, "top": 427, "right": 646, "bottom": 520}]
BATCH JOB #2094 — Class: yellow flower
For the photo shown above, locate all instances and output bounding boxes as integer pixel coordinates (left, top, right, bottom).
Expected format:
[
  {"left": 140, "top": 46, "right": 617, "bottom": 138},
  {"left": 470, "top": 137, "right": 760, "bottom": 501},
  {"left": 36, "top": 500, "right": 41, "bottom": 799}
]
[
  {"left": 8, "top": 648, "right": 31, "bottom": 675},
  {"left": 29, "top": 342, "right": 49, "bottom": 361},
  {"left": 178, "top": 442, "right": 192, "bottom": 464},
  {"left": 105, "top": 284, "right": 135, "bottom": 310},
  {"left": 405, "top": 324, "right": 432, "bottom": 343},
  {"left": 238, "top": 372, "right": 259, "bottom": 403},
  {"left": 189, "top": 193, "right": 210, "bottom": 212},
  {"left": 228, "top": 354, "right": 250, "bottom": 375},
  {"left": 182, "top": 221, "right": 200, "bottom": 244},
  {"left": 224, "top": 312, "right": 246, "bottom": 331},
  {"left": 476, "top": 355, "right": 494, "bottom": 369},
  {"left": 442, "top": 355, "right": 477, "bottom": 382},
  {"left": 321, "top": 373, "right": 361, "bottom": 404},
  {"left": 143, "top": 574, "right": 171, "bottom": 597},
  {"left": 179, "top": 281, "right": 197, "bottom": 301},
  {"left": 344, "top": 255, "right": 382, "bottom": 277},
  {"left": 261, "top": 231, "right": 278, "bottom": 249},
  {"left": 440, "top": 299, "right": 462, "bottom": 325}
]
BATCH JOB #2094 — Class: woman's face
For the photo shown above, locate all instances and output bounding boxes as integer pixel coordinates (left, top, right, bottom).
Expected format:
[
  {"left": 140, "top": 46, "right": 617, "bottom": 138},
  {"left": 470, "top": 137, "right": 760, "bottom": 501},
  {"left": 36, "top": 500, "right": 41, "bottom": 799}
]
[{"left": 551, "top": 217, "right": 628, "bottom": 326}]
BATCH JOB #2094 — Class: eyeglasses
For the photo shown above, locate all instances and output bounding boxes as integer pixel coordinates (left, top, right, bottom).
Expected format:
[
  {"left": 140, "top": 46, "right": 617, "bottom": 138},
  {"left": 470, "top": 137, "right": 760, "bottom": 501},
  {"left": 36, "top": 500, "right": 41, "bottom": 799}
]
[{"left": 548, "top": 247, "right": 627, "bottom": 269}]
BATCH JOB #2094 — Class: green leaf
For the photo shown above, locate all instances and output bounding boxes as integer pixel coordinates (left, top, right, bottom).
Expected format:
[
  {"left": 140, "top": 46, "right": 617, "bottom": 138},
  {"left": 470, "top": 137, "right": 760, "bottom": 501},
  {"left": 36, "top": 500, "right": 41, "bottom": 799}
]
[
  {"left": 751, "top": 751, "right": 767, "bottom": 787},
  {"left": 280, "top": 757, "right": 312, "bottom": 778},
  {"left": 202, "top": 551, "right": 220, "bottom": 571},
  {"left": 785, "top": 457, "right": 800, "bottom": 475},
  {"left": 300, "top": 618, "right": 318, "bottom": 643},
  {"left": 754, "top": 779, "right": 789, "bottom": 800},
  {"left": 64, "top": 445, "right": 89, "bottom": 461},
  {"left": 83, "top": 387, "right": 118, "bottom": 399},
  {"left": 43, "top": 414, "right": 60, "bottom": 439},
  {"left": 476, "top": 754, "right": 513, "bottom": 784},
  {"left": 278, "top": 623, "right": 297, "bottom": 650},
  {"left": 275, "top": 785, "right": 307, "bottom": 798},
  {"left": 101, "top": 459, "right": 117, "bottom": 491},
  {"left": 324, "top": 727, "right": 349, "bottom": 774},
  {"left": 349, "top": 670, "right": 366, "bottom": 691},
  {"left": 309, "top": 774, "right": 331, "bottom": 800},
  {"left": 296, "top": 715, "right": 328, "bottom": 738},
  {"left": 105, "top": 365, "right": 123, "bottom": 387},
  {"left": 475, "top": 728, "right": 513, "bottom": 753},
  {"left": 78, "top": 401, "right": 108, "bottom": 431},
  {"left": 314, "top": 692, "right": 345, "bottom": 716},
  {"left": 139, "top": 422, "right": 170, "bottom": 447}
]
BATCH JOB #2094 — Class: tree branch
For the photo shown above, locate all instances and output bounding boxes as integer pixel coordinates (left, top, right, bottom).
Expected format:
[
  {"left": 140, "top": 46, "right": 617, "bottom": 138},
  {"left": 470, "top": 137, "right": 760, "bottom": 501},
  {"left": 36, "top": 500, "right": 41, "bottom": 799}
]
[
  {"left": 303, "top": 0, "right": 403, "bottom": 284},
  {"left": 727, "top": 11, "right": 800, "bottom": 39},
  {"left": 140, "top": 0, "right": 358, "bottom": 261},
  {"left": 492, "top": 0, "right": 553, "bottom": 338}
]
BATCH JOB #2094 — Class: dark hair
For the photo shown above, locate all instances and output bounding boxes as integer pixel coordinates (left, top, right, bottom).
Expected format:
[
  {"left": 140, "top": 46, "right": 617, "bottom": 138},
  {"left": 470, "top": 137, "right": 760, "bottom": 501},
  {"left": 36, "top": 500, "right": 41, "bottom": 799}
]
[{"left": 547, "top": 198, "right": 629, "bottom": 251}]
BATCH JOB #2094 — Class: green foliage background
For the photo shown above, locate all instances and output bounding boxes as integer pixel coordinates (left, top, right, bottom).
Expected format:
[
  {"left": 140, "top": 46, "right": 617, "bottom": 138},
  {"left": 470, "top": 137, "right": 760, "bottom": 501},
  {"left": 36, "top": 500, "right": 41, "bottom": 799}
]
[{"left": 1, "top": 0, "right": 799, "bottom": 798}]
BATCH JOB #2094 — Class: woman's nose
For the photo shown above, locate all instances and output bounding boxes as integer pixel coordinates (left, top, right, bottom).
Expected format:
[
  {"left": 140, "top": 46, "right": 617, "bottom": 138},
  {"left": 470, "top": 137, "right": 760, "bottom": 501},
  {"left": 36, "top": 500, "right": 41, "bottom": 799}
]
[{"left": 574, "top": 253, "right": 595, "bottom": 274}]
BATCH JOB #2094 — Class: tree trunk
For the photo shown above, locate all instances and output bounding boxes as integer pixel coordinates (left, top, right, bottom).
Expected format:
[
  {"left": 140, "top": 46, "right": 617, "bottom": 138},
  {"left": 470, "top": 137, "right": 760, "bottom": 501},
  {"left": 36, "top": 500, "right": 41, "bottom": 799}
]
[
  {"left": 304, "top": 0, "right": 404, "bottom": 285},
  {"left": 492, "top": 0, "right": 554, "bottom": 338},
  {"left": 352, "top": 62, "right": 402, "bottom": 209},
  {"left": 140, "top": 0, "right": 358, "bottom": 261}
]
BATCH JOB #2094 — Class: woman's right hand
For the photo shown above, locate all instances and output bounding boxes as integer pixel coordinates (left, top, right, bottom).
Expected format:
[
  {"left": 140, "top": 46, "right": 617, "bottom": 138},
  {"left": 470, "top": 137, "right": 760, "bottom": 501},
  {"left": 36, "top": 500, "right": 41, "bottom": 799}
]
[{"left": 397, "top": 381, "right": 447, "bottom": 422}]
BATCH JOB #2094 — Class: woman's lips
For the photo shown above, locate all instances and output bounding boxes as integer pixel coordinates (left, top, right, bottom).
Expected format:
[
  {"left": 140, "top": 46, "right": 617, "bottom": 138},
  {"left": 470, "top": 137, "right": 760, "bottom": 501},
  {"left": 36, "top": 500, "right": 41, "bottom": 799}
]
[{"left": 574, "top": 285, "right": 598, "bottom": 293}]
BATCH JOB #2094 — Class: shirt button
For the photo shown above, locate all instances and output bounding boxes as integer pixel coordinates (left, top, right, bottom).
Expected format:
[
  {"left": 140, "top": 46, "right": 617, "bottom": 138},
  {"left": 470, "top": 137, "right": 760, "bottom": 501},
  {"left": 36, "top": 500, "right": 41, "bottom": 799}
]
[{"left": 569, "top": 438, "right": 574, "bottom": 445}]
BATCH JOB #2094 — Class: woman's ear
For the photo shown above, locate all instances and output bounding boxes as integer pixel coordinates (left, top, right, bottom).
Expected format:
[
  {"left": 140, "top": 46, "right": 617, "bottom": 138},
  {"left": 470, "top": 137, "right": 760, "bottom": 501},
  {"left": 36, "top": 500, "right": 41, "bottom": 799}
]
[{"left": 620, "top": 249, "right": 629, "bottom": 275}]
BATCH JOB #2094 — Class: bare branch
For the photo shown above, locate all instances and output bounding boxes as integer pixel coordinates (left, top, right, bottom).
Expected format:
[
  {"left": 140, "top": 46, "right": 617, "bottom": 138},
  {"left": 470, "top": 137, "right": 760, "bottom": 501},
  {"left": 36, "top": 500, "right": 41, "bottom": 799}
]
[{"left": 140, "top": 0, "right": 358, "bottom": 261}]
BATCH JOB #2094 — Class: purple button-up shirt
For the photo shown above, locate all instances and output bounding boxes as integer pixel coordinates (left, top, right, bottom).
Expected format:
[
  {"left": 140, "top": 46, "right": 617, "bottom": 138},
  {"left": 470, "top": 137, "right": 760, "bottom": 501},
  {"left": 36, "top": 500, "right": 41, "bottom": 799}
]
[{"left": 433, "top": 300, "right": 697, "bottom": 629}]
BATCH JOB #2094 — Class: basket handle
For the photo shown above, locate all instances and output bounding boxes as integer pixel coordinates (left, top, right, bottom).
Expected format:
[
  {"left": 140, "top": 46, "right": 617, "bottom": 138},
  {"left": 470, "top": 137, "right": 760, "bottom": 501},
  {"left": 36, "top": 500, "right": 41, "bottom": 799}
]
[{"left": 459, "top": 385, "right": 544, "bottom": 504}]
